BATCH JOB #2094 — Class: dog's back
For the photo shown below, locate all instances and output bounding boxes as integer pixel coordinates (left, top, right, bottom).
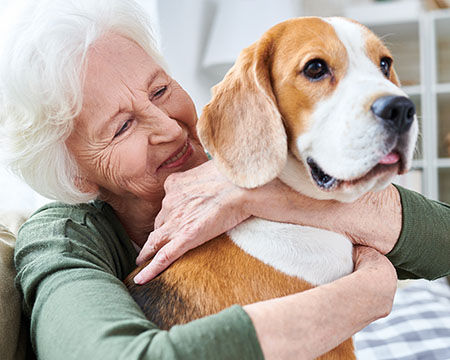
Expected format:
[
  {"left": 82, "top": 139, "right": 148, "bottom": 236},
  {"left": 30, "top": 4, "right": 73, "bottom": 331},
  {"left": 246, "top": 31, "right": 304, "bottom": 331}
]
[{"left": 126, "top": 234, "right": 313, "bottom": 328}]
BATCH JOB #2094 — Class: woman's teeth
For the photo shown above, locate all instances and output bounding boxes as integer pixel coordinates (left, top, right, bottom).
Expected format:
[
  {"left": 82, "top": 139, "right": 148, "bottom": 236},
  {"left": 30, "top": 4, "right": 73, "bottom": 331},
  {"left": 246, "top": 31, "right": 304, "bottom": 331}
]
[{"left": 162, "top": 141, "right": 189, "bottom": 166}]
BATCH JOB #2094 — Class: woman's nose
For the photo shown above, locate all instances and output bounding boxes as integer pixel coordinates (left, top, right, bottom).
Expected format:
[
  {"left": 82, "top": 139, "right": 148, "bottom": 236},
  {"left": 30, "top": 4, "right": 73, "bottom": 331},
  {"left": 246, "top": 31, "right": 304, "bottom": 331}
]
[{"left": 147, "top": 109, "right": 184, "bottom": 145}]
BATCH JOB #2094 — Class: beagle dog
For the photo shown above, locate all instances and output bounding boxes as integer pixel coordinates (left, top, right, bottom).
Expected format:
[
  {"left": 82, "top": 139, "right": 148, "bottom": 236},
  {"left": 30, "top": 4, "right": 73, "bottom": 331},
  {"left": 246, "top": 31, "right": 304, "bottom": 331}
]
[{"left": 125, "top": 17, "right": 417, "bottom": 359}]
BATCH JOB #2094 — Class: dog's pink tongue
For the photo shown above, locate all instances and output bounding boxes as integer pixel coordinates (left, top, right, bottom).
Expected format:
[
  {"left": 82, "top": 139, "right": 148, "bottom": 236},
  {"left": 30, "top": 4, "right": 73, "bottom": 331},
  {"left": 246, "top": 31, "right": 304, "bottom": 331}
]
[{"left": 379, "top": 152, "right": 400, "bottom": 165}]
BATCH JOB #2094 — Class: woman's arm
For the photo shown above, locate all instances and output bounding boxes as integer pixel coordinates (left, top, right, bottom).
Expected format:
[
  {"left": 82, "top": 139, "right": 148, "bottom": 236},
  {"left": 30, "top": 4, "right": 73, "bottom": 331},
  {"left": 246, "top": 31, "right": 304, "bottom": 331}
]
[
  {"left": 245, "top": 178, "right": 402, "bottom": 254},
  {"left": 16, "top": 202, "right": 396, "bottom": 360},
  {"left": 135, "top": 160, "right": 449, "bottom": 283},
  {"left": 385, "top": 185, "right": 450, "bottom": 280},
  {"left": 15, "top": 203, "right": 263, "bottom": 360},
  {"left": 247, "top": 181, "right": 450, "bottom": 281}
]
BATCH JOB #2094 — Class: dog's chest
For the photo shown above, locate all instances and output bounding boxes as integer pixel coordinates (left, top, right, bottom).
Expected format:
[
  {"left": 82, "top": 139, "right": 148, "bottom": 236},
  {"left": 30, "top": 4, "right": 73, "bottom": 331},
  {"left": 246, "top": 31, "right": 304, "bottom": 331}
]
[{"left": 227, "top": 218, "right": 354, "bottom": 285}]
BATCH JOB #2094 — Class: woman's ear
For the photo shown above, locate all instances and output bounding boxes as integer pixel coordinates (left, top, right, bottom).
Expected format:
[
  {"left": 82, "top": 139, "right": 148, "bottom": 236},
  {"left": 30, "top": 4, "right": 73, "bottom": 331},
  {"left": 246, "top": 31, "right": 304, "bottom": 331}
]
[{"left": 197, "top": 35, "right": 287, "bottom": 188}]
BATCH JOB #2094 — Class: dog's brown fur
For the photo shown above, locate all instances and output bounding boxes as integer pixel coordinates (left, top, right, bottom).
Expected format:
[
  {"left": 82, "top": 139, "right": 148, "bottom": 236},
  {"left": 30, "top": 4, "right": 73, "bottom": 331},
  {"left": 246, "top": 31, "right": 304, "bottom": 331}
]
[{"left": 125, "top": 236, "right": 355, "bottom": 359}]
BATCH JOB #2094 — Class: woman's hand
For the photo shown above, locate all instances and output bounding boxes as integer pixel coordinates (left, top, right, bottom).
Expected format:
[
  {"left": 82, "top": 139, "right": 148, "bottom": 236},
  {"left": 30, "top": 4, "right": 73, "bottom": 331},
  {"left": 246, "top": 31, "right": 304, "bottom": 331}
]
[
  {"left": 351, "top": 245, "right": 398, "bottom": 316},
  {"left": 134, "top": 161, "right": 251, "bottom": 284}
]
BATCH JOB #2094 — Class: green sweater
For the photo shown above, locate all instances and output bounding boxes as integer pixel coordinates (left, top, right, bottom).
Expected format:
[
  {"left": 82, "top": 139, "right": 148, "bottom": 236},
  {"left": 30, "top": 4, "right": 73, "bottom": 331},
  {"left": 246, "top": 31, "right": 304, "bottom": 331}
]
[{"left": 14, "top": 186, "right": 450, "bottom": 360}]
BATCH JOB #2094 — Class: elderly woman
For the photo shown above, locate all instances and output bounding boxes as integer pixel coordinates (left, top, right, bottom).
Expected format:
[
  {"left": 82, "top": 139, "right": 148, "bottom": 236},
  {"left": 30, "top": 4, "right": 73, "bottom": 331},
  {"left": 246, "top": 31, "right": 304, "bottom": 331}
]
[{"left": 1, "top": 0, "right": 449, "bottom": 359}]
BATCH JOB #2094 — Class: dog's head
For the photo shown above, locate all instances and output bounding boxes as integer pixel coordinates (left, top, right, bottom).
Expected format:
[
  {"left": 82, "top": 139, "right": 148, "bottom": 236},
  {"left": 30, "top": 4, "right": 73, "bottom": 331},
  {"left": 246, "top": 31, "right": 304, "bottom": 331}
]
[{"left": 198, "top": 17, "right": 418, "bottom": 202}]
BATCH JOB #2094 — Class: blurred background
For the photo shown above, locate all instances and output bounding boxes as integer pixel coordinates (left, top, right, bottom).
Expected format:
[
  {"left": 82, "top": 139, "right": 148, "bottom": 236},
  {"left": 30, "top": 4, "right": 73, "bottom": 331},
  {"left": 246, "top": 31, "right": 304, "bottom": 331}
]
[{"left": 0, "top": 0, "right": 449, "bottom": 215}]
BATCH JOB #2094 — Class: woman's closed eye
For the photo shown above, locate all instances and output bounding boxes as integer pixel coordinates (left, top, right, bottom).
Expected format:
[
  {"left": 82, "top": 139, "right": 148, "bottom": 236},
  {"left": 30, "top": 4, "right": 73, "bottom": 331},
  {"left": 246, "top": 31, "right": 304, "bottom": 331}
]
[
  {"left": 114, "top": 119, "right": 133, "bottom": 138},
  {"left": 151, "top": 86, "right": 167, "bottom": 101}
]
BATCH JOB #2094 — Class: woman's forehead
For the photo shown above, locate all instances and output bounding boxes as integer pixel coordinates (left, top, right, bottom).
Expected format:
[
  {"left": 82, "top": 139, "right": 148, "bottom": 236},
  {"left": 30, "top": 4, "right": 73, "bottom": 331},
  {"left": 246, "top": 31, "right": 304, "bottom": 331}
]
[
  {"left": 84, "top": 33, "right": 161, "bottom": 95},
  {"left": 78, "top": 34, "right": 164, "bottom": 135}
]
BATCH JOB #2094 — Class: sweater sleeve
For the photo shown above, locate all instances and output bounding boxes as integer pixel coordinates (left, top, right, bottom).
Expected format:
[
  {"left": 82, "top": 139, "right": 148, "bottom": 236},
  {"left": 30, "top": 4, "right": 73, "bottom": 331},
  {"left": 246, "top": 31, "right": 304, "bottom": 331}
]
[
  {"left": 14, "top": 203, "right": 263, "bottom": 360},
  {"left": 387, "top": 185, "right": 450, "bottom": 280}
]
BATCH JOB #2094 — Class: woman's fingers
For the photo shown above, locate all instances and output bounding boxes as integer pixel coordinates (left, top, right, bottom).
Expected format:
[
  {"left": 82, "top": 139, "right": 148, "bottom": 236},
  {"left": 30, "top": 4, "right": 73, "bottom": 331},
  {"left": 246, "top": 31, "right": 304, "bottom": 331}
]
[
  {"left": 133, "top": 239, "right": 191, "bottom": 284},
  {"left": 153, "top": 208, "right": 165, "bottom": 229},
  {"left": 353, "top": 245, "right": 394, "bottom": 272},
  {"left": 353, "top": 245, "right": 397, "bottom": 288},
  {"left": 353, "top": 245, "right": 380, "bottom": 267},
  {"left": 133, "top": 161, "right": 253, "bottom": 284},
  {"left": 352, "top": 245, "right": 397, "bottom": 317},
  {"left": 135, "top": 229, "right": 169, "bottom": 265}
]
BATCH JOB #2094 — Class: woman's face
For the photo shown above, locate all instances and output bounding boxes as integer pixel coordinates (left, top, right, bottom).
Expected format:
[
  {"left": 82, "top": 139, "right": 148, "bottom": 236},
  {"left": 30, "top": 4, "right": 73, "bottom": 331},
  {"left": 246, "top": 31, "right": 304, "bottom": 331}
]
[{"left": 67, "top": 33, "right": 207, "bottom": 203}]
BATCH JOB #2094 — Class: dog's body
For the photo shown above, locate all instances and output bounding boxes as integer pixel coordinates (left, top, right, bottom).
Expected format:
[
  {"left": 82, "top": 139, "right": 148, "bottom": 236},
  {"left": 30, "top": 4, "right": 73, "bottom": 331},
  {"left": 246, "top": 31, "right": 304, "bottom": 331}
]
[
  {"left": 127, "top": 222, "right": 353, "bottom": 327},
  {"left": 125, "top": 17, "right": 417, "bottom": 359}
]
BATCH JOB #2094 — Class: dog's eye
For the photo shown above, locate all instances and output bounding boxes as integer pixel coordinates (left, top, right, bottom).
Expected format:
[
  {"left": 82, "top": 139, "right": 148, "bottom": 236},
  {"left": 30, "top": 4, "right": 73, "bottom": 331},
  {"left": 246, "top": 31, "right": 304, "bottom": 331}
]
[
  {"left": 380, "top": 57, "right": 392, "bottom": 78},
  {"left": 303, "top": 59, "right": 329, "bottom": 81}
]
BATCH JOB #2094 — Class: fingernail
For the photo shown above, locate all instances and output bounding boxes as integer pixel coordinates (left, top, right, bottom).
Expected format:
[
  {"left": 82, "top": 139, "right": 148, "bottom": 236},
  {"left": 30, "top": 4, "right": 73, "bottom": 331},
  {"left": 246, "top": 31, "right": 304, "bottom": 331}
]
[{"left": 134, "top": 274, "right": 142, "bottom": 284}]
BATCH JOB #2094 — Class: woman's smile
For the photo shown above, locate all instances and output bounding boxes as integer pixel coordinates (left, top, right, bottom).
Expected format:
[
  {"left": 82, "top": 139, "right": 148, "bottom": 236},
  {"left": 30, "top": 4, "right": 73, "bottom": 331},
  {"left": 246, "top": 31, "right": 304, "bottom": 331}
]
[{"left": 158, "top": 139, "right": 193, "bottom": 170}]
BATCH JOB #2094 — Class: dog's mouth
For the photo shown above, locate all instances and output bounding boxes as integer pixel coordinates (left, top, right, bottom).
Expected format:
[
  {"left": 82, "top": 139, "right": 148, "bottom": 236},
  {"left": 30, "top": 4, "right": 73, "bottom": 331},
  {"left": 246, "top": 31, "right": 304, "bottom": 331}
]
[
  {"left": 307, "top": 151, "right": 404, "bottom": 191},
  {"left": 307, "top": 157, "right": 341, "bottom": 189}
]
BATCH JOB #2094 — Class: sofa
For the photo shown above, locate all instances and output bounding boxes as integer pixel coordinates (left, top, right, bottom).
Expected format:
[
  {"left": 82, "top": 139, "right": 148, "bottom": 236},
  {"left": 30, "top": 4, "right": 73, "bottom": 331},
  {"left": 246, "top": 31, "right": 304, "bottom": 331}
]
[{"left": 0, "top": 213, "right": 30, "bottom": 360}]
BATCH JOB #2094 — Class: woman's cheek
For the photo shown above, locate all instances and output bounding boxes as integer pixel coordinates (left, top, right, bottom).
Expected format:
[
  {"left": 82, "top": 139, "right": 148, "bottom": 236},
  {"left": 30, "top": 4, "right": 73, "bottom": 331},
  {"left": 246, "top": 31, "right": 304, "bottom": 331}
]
[
  {"left": 117, "top": 135, "right": 150, "bottom": 176},
  {"left": 172, "top": 87, "right": 198, "bottom": 130}
]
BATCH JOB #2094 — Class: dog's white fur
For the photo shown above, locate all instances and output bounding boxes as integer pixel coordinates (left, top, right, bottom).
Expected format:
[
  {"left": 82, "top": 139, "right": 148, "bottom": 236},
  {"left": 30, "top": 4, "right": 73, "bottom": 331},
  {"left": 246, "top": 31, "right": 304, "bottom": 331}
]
[{"left": 229, "top": 218, "right": 354, "bottom": 286}]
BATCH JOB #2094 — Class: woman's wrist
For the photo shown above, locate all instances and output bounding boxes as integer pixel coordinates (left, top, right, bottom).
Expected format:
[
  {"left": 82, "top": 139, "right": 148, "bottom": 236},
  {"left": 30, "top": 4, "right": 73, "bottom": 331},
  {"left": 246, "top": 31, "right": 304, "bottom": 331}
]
[{"left": 336, "top": 184, "right": 402, "bottom": 254}]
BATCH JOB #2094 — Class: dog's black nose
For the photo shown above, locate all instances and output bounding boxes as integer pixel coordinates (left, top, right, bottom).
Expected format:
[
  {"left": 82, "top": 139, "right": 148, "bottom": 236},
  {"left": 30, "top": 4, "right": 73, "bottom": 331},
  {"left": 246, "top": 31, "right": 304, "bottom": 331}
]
[{"left": 371, "top": 95, "right": 415, "bottom": 134}]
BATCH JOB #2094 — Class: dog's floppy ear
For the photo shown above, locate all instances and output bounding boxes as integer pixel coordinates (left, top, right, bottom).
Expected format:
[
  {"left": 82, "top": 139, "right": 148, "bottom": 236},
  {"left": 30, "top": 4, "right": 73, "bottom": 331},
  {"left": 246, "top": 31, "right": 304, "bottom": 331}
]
[{"left": 198, "top": 35, "right": 287, "bottom": 188}]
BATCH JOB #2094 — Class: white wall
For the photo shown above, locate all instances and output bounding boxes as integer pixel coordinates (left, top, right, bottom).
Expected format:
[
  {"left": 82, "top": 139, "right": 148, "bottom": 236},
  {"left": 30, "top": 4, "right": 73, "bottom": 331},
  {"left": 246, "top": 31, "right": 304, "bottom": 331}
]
[
  {"left": 157, "top": 0, "right": 219, "bottom": 113},
  {"left": 0, "top": 0, "right": 47, "bottom": 213},
  {"left": 154, "top": 0, "right": 372, "bottom": 113},
  {"left": 157, "top": 0, "right": 303, "bottom": 113}
]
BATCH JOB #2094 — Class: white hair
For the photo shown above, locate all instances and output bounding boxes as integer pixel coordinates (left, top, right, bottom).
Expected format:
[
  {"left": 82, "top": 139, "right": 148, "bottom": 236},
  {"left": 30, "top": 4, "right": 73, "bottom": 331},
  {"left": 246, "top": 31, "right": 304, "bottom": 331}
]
[{"left": 0, "top": 0, "right": 166, "bottom": 204}]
